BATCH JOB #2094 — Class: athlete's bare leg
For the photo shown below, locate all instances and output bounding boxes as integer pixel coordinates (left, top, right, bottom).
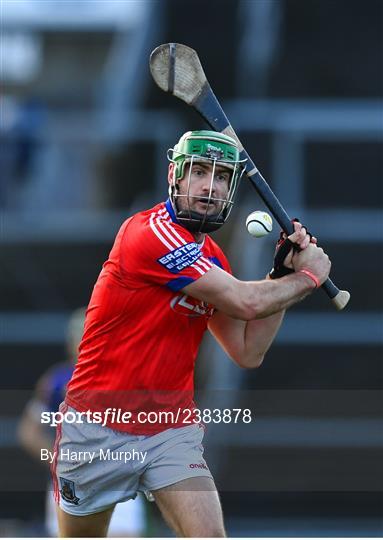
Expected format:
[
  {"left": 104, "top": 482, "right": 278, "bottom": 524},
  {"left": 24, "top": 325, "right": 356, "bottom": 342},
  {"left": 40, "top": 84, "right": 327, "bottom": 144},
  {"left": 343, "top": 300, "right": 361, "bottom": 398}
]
[
  {"left": 56, "top": 504, "right": 114, "bottom": 537},
  {"left": 152, "top": 477, "right": 226, "bottom": 537}
]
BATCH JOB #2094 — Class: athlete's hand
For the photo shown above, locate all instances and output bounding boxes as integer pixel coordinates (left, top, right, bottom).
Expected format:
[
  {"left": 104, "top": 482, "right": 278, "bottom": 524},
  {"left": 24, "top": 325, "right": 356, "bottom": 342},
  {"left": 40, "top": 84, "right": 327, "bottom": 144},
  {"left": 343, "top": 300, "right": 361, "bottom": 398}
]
[
  {"left": 292, "top": 243, "right": 331, "bottom": 286},
  {"left": 269, "top": 220, "right": 316, "bottom": 279},
  {"left": 283, "top": 221, "right": 317, "bottom": 269}
]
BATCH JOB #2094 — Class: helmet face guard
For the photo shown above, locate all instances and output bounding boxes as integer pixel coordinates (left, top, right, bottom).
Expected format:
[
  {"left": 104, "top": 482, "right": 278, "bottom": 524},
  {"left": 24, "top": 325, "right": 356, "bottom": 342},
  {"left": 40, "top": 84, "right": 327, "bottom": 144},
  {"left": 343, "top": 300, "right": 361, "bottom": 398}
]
[{"left": 167, "top": 130, "right": 247, "bottom": 233}]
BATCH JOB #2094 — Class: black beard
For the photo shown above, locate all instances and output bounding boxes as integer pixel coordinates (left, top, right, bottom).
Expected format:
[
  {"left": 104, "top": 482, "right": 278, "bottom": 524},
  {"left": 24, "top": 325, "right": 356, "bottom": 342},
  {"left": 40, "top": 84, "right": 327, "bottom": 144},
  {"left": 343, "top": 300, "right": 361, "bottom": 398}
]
[{"left": 176, "top": 209, "right": 225, "bottom": 233}]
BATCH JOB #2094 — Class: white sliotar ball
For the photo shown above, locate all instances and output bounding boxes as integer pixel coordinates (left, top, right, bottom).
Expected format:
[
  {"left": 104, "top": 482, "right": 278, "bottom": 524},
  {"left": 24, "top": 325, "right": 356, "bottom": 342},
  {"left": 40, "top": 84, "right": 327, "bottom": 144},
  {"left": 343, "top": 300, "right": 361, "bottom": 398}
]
[{"left": 246, "top": 211, "right": 273, "bottom": 237}]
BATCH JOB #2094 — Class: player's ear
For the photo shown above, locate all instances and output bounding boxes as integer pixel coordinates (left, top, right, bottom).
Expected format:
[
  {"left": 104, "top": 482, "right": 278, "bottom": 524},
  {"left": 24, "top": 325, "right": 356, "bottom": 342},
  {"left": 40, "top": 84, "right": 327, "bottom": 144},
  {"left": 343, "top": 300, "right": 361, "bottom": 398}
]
[{"left": 168, "top": 162, "right": 175, "bottom": 185}]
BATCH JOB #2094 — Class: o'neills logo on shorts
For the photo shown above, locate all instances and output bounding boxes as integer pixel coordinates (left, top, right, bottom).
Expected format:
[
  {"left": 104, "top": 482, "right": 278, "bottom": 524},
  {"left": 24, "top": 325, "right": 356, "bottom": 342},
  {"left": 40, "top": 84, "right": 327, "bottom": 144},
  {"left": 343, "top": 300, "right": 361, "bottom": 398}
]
[{"left": 189, "top": 462, "right": 208, "bottom": 470}]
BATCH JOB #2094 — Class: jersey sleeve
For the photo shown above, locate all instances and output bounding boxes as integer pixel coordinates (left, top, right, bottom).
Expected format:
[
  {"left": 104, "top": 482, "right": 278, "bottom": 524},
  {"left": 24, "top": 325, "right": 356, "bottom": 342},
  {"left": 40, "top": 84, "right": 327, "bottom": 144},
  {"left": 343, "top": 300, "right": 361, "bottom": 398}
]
[{"left": 119, "top": 215, "right": 214, "bottom": 291}]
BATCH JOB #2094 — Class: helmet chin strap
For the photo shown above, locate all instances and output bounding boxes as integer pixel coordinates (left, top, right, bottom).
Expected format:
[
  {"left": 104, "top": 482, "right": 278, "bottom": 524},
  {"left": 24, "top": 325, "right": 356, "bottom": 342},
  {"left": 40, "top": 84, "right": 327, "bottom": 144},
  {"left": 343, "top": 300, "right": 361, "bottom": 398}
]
[{"left": 176, "top": 208, "right": 225, "bottom": 233}]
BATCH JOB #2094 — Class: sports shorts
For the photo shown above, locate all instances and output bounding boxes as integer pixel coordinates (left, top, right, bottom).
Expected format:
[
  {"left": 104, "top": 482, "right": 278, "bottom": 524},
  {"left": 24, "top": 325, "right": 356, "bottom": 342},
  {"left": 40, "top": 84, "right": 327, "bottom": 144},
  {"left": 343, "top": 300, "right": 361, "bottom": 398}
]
[
  {"left": 46, "top": 483, "right": 146, "bottom": 536},
  {"left": 51, "top": 405, "right": 213, "bottom": 516}
]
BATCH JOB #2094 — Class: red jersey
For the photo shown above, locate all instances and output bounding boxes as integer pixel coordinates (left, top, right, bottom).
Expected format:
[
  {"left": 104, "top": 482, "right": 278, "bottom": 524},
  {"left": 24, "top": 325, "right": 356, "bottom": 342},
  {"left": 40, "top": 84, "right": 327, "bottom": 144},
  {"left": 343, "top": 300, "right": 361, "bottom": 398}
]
[{"left": 66, "top": 200, "right": 231, "bottom": 434}]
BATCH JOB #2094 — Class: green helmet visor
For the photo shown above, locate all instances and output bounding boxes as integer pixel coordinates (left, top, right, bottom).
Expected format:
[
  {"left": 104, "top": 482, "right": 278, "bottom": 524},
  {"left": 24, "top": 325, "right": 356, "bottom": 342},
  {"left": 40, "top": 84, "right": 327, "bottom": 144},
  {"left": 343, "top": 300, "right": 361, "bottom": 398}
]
[{"left": 167, "top": 131, "right": 247, "bottom": 233}]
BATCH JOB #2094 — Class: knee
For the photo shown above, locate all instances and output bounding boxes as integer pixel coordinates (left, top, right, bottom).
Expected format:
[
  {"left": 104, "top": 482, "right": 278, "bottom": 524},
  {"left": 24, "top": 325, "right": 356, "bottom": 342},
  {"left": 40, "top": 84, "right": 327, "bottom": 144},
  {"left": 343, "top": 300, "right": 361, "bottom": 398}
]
[
  {"left": 205, "top": 526, "right": 226, "bottom": 537},
  {"left": 182, "top": 523, "right": 226, "bottom": 537}
]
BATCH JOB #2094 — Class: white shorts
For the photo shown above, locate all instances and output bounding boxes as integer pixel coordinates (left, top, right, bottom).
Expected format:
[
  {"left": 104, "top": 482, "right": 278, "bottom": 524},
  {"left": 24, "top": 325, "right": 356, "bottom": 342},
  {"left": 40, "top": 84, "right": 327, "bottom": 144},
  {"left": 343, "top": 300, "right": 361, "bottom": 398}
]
[
  {"left": 46, "top": 485, "right": 146, "bottom": 536},
  {"left": 51, "top": 406, "right": 212, "bottom": 516}
]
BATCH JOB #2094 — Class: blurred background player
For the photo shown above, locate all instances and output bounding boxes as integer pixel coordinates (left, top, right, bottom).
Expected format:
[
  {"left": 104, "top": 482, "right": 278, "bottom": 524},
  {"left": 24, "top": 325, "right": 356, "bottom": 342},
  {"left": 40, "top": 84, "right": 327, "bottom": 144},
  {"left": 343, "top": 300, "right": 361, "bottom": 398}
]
[{"left": 18, "top": 307, "right": 147, "bottom": 538}]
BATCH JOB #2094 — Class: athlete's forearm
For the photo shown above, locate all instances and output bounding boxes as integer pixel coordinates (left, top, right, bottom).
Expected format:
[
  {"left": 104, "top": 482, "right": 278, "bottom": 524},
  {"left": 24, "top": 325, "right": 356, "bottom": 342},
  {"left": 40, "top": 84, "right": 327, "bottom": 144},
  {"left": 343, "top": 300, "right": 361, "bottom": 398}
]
[
  {"left": 239, "top": 272, "right": 316, "bottom": 320},
  {"left": 183, "top": 265, "right": 316, "bottom": 322},
  {"left": 241, "top": 308, "right": 285, "bottom": 368},
  {"left": 209, "top": 307, "right": 284, "bottom": 368}
]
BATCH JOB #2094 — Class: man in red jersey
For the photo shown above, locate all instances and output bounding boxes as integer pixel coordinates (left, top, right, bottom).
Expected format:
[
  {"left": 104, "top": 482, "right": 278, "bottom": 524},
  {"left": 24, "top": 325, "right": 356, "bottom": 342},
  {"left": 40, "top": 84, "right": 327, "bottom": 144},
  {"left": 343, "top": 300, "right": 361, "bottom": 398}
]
[{"left": 53, "top": 131, "right": 331, "bottom": 537}]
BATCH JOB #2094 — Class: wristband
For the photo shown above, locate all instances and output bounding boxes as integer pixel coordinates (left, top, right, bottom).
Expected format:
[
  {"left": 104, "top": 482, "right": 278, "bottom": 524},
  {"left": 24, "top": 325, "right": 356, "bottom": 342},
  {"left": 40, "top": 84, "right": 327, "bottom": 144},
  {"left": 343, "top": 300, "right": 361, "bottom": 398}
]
[{"left": 299, "top": 269, "right": 320, "bottom": 288}]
